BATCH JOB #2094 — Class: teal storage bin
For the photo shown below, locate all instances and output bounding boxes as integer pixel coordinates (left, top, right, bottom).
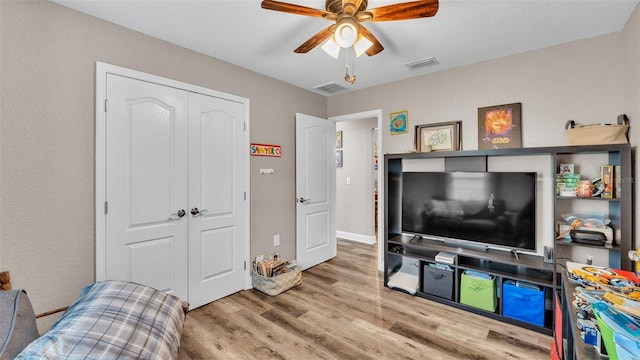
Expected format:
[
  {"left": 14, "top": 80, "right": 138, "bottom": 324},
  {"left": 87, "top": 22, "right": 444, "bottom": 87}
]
[
  {"left": 502, "top": 280, "right": 545, "bottom": 326},
  {"left": 459, "top": 270, "right": 497, "bottom": 312}
]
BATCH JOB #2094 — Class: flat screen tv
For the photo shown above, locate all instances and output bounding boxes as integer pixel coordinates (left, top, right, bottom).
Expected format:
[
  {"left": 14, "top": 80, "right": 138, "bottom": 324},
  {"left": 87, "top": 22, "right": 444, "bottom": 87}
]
[{"left": 402, "top": 171, "right": 536, "bottom": 252}]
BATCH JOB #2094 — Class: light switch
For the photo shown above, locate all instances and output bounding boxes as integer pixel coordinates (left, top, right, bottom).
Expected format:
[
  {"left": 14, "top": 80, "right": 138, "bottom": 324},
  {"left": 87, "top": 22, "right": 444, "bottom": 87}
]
[{"left": 346, "top": 177, "right": 351, "bottom": 185}]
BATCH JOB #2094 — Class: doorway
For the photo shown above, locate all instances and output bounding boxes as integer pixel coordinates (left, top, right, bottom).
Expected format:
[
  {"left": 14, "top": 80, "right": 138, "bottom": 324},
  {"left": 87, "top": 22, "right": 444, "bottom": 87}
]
[{"left": 329, "top": 110, "right": 383, "bottom": 271}]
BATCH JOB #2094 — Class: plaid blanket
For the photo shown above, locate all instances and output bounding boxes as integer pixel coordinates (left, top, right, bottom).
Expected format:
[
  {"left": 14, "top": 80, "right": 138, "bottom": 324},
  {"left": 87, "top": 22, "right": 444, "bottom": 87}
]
[{"left": 17, "top": 281, "right": 188, "bottom": 360}]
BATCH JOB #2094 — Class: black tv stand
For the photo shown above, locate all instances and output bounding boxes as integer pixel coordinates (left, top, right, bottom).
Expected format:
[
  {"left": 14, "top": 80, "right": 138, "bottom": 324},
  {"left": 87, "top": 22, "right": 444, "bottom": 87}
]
[
  {"left": 386, "top": 234, "right": 554, "bottom": 334},
  {"left": 383, "top": 144, "right": 634, "bottom": 339}
]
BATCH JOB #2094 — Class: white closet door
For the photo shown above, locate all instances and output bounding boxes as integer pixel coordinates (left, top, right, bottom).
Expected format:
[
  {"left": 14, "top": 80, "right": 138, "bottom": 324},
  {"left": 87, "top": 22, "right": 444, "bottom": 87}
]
[
  {"left": 104, "top": 74, "right": 189, "bottom": 300},
  {"left": 187, "top": 92, "right": 245, "bottom": 309}
]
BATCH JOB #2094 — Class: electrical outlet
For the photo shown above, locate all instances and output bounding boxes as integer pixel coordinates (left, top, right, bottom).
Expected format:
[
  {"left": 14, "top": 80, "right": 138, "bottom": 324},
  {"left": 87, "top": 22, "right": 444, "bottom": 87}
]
[{"left": 274, "top": 234, "right": 280, "bottom": 247}]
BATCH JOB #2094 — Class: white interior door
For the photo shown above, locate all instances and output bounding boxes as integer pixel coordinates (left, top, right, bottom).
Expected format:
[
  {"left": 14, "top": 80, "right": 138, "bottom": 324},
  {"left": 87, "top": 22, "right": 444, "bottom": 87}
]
[
  {"left": 104, "top": 74, "right": 189, "bottom": 300},
  {"left": 187, "top": 92, "right": 245, "bottom": 309},
  {"left": 100, "top": 65, "right": 249, "bottom": 308},
  {"left": 295, "top": 113, "right": 336, "bottom": 270}
]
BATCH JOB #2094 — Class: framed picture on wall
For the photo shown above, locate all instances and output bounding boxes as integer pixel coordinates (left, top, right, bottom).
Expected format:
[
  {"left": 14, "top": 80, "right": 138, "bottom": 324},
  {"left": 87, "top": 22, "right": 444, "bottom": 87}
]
[
  {"left": 415, "top": 121, "right": 462, "bottom": 152},
  {"left": 336, "top": 130, "right": 343, "bottom": 148},
  {"left": 389, "top": 110, "right": 408, "bottom": 135},
  {"left": 478, "top": 103, "right": 522, "bottom": 149},
  {"left": 336, "top": 150, "right": 343, "bottom": 167}
]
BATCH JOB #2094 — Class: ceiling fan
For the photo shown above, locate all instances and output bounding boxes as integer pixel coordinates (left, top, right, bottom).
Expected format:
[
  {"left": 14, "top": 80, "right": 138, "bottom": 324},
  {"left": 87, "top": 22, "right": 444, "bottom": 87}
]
[{"left": 261, "top": 0, "right": 439, "bottom": 57}]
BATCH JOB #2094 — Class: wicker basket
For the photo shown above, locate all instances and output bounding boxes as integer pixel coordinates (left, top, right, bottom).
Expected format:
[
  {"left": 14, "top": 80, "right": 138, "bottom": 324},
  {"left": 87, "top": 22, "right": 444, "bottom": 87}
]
[
  {"left": 252, "top": 266, "right": 302, "bottom": 296},
  {"left": 565, "top": 114, "right": 629, "bottom": 146}
]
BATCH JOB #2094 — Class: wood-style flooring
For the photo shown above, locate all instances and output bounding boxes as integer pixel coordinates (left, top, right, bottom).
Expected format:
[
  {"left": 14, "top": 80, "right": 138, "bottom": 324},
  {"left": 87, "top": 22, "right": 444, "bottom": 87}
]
[{"left": 178, "top": 240, "right": 551, "bottom": 360}]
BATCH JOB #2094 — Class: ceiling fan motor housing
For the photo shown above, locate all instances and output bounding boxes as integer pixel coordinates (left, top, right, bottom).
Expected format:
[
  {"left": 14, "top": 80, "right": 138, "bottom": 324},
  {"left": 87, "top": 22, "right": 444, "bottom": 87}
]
[{"left": 326, "top": 0, "right": 368, "bottom": 15}]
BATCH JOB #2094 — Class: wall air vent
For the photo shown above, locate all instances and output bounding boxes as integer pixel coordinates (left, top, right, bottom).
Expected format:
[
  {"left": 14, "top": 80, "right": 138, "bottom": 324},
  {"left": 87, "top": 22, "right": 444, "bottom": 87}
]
[
  {"left": 313, "top": 81, "right": 348, "bottom": 94},
  {"left": 405, "top": 57, "right": 439, "bottom": 70}
]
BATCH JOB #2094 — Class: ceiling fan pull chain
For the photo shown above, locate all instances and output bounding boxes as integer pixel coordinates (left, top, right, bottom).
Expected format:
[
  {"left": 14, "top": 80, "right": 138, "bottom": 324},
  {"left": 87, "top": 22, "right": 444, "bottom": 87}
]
[
  {"left": 344, "top": 47, "right": 356, "bottom": 84},
  {"left": 345, "top": 65, "right": 356, "bottom": 84}
]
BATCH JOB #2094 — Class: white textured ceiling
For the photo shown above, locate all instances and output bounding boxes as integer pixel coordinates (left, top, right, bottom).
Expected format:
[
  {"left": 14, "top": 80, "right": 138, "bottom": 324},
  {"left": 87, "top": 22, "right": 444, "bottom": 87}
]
[{"left": 52, "top": 0, "right": 639, "bottom": 96}]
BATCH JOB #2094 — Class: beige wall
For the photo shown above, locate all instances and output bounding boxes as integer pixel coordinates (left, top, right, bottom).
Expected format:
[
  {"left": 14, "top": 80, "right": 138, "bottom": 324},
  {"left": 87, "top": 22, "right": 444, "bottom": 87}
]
[
  {"left": 328, "top": 32, "right": 625, "bottom": 152},
  {"left": 0, "top": 0, "right": 325, "bottom": 329}
]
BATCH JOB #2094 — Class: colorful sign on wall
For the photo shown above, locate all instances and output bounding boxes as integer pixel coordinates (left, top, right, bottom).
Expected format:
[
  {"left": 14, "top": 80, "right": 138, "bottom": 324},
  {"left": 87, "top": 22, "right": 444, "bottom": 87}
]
[{"left": 250, "top": 143, "right": 281, "bottom": 157}]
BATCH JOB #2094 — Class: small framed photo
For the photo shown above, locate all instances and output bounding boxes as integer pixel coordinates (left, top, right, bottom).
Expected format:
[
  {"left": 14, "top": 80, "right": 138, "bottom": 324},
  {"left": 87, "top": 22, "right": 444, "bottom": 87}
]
[
  {"left": 478, "top": 102, "right": 522, "bottom": 149},
  {"left": 336, "top": 130, "right": 343, "bottom": 148},
  {"left": 336, "top": 150, "right": 343, "bottom": 167},
  {"left": 415, "top": 121, "right": 462, "bottom": 152},
  {"left": 389, "top": 110, "right": 408, "bottom": 135},
  {"left": 559, "top": 163, "right": 574, "bottom": 175}
]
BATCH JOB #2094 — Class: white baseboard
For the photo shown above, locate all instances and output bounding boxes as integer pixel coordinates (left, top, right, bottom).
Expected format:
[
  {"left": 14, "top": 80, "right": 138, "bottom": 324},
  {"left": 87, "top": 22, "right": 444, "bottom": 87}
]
[{"left": 337, "top": 231, "right": 376, "bottom": 245}]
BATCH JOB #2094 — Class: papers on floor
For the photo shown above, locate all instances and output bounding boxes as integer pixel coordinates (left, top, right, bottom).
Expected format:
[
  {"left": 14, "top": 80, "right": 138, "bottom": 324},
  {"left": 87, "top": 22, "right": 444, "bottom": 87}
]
[{"left": 253, "top": 253, "right": 296, "bottom": 277}]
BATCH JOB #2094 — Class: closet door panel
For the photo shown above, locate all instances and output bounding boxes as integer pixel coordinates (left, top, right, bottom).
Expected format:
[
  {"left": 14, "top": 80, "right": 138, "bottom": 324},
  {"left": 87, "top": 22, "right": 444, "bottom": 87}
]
[
  {"left": 104, "top": 74, "right": 189, "bottom": 300},
  {"left": 200, "top": 110, "right": 234, "bottom": 216},
  {"left": 188, "top": 92, "right": 246, "bottom": 309}
]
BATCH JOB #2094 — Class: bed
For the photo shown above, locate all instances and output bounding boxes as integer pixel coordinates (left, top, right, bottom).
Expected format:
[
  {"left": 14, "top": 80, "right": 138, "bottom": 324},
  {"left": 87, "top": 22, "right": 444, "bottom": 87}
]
[{"left": 2, "top": 280, "right": 188, "bottom": 359}]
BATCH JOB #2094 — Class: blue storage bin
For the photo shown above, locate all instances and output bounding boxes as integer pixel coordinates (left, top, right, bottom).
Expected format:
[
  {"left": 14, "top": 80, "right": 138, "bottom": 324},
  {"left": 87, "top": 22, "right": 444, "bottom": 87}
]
[{"left": 502, "top": 280, "right": 545, "bottom": 326}]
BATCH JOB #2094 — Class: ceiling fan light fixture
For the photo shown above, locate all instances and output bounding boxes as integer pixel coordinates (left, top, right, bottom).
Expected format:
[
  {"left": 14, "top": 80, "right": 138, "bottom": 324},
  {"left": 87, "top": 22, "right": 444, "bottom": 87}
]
[
  {"left": 353, "top": 35, "right": 373, "bottom": 57},
  {"left": 321, "top": 37, "right": 341, "bottom": 59},
  {"left": 334, "top": 17, "right": 358, "bottom": 48}
]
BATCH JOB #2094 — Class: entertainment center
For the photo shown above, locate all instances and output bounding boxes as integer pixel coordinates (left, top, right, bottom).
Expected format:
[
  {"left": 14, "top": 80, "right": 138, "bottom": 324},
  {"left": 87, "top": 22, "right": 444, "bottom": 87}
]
[{"left": 384, "top": 143, "right": 633, "bottom": 336}]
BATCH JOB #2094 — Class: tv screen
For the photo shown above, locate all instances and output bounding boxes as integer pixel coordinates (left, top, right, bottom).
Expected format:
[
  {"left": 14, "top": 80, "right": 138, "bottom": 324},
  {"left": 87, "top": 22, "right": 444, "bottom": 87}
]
[{"left": 402, "top": 171, "right": 536, "bottom": 251}]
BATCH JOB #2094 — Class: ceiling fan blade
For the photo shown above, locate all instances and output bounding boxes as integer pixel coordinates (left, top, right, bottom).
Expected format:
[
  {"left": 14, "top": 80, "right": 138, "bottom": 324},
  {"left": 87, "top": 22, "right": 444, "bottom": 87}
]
[
  {"left": 368, "top": 0, "right": 439, "bottom": 21},
  {"left": 294, "top": 24, "right": 337, "bottom": 53},
  {"left": 261, "top": 0, "right": 331, "bottom": 18},
  {"left": 358, "top": 25, "right": 384, "bottom": 56}
]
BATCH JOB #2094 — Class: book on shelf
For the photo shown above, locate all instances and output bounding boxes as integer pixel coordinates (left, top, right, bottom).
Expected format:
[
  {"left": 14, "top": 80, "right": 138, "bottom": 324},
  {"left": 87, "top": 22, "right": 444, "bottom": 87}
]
[
  {"left": 601, "top": 165, "right": 614, "bottom": 199},
  {"left": 615, "top": 165, "right": 621, "bottom": 199}
]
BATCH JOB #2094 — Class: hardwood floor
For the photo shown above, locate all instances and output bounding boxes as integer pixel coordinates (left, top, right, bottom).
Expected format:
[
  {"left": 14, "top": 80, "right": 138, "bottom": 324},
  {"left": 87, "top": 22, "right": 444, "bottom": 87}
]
[{"left": 178, "top": 240, "right": 551, "bottom": 360}]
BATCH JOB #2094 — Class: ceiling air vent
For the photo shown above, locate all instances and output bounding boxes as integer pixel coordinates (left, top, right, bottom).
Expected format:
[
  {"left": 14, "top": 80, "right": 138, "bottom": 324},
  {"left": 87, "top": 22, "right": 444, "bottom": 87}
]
[
  {"left": 405, "top": 57, "right": 439, "bottom": 70},
  {"left": 314, "top": 81, "right": 348, "bottom": 94}
]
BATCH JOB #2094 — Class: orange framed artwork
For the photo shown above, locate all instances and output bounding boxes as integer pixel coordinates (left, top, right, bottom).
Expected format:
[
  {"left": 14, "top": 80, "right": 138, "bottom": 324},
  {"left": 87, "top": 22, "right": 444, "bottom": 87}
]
[{"left": 478, "top": 103, "right": 522, "bottom": 150}]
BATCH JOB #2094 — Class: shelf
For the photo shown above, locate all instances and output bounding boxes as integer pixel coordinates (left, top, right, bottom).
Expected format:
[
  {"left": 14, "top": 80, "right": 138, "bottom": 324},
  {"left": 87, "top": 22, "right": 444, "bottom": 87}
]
[
  {"left": 556, "top": 196, "right": 621, "bottom": 202},
  {"left": 555, "top": 239, "right": 620, "bottom": 251},
  {"left": 457, "top": 258, "right": 554, "bottom": 286},
  {"left": 388, "top": 234, "right": 553, "bottom": 272},
  {"left": 384, "top": 143, "right": 630, "bottom": 160}
]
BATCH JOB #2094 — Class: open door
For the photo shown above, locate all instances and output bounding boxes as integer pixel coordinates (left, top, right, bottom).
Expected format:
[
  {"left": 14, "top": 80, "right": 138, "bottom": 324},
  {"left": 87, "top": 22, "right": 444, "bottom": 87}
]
[{"left": 295, "top": 113, "right": 336, "bottom": 270}]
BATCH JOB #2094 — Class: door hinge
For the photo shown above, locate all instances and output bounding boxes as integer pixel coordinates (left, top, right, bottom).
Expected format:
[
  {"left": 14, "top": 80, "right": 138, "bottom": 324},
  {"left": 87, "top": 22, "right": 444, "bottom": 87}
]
[
  {"left": 244, "top": 261, "right": 247, "bottom": 270},
  {"left": 244, "top": 191, "right": 247, "bottom": 201},
  {"left": 104, "top": 99, "right": 108, "bottom": 112},
  {"left": 244, "top": 122, "right": 247, "bottom": 131},
  {"left": 104, "top": 201, "right": 108, "bottom": 215}
]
